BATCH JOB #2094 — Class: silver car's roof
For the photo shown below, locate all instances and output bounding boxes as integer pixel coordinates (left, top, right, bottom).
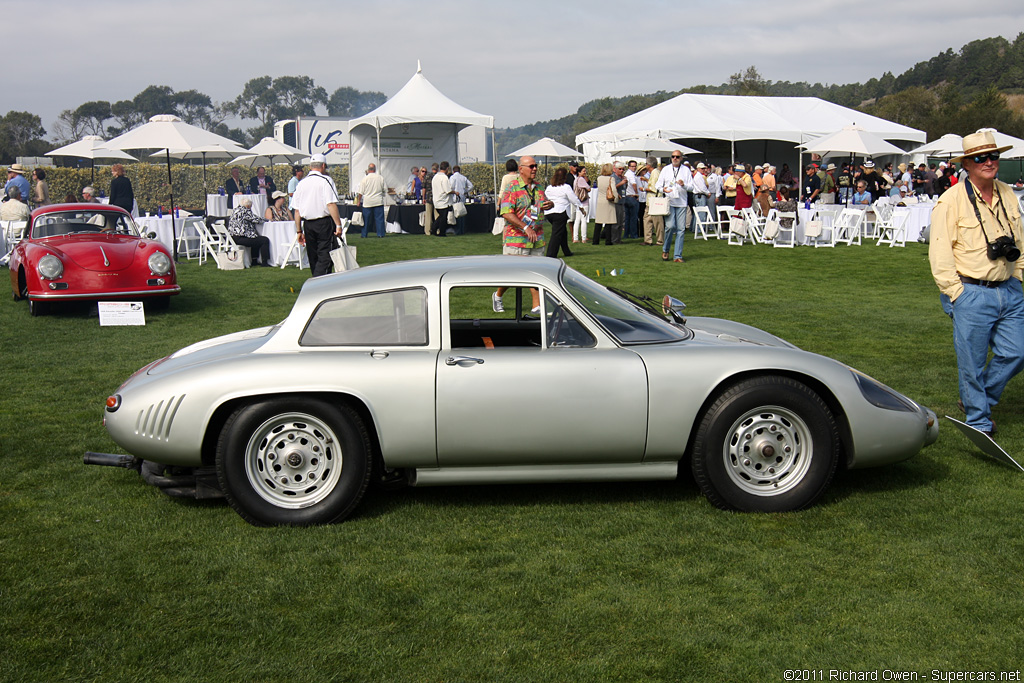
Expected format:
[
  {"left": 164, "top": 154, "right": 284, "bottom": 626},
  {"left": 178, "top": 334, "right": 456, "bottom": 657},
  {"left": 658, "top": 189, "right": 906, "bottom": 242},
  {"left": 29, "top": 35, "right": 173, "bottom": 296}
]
[{"left": 295, "top": 255, "right": 567, "bottom": 303}]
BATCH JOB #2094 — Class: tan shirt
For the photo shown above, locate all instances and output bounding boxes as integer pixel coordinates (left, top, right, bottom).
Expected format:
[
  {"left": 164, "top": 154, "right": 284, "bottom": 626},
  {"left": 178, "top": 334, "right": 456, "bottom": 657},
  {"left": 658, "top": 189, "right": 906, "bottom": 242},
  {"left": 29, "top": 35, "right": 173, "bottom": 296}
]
[
  {"left": 929, "top": 179, "right": 1024, "bottom": 301},
  {"left": 356, "top": 172, "right": 388, "bottom": 208}
]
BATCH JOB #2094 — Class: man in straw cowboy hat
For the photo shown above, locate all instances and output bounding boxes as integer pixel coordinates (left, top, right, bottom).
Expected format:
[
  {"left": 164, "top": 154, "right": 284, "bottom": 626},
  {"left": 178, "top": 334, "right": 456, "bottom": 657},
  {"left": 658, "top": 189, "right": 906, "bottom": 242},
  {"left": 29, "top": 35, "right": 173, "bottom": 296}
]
[
  {"left": 929, "top": 130, "right": 1024, "bottom": 436},
  {"left": 5, "top": 163, "right": 31, "bottom": 203}
]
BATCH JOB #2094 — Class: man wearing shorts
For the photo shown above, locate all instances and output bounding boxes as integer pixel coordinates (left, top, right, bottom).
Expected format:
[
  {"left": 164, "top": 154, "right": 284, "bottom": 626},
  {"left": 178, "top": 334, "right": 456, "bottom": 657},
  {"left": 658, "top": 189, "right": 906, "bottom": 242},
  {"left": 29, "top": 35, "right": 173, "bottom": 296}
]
[{"left": 492, "top": 155, "right": 554, "bottom": 314}]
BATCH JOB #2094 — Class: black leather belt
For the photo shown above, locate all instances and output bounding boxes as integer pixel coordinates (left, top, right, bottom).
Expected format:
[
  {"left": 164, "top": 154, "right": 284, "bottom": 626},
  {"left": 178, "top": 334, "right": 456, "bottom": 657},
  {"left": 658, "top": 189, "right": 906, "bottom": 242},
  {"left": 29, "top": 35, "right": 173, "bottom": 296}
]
[{"left": 959, "top": 274, "right": 1006, "bottom": 288}]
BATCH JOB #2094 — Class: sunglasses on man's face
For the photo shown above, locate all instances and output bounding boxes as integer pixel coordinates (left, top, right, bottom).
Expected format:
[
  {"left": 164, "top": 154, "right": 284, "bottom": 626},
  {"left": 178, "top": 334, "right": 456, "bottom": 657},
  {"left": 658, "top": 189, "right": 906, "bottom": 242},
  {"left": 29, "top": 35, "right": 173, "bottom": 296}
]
[
  {"left": 969, "top": 152, "right": 1000, "bottom": 164},
  {"left": 671, "top": 155, "right": 681, "bottom": 159},
  {"left": 525, "top": 164, "right": 538, "bottom": 169}
]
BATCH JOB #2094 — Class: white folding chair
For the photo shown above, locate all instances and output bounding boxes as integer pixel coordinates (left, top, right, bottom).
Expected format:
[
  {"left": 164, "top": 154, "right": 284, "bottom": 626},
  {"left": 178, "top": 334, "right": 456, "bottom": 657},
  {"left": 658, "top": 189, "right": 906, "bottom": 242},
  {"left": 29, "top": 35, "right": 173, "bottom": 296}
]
[
  {"left": 740, "top": 207, "right": 765, "bottom": 243},
  {"left": 727, "top": 216, "right": 749, "bottom": 245},
  {"left": 773, "top": 212, "right": 796, "bottom": 248},
  {"left": 834, "top": 209, "right": 864, "bottom": 246},
  {"left": 865, "top": 200, "right": 891, "bottom": 240},
  {"left": 176, "top": 217, "right": 205, "bottom": 260},
  {"left": 0, "top": 220, "right": 28, "bottom": 266},
  {"left": 877, "top": 208, "right": 910, "bottom": 247},
  {"left": 693, "top": 206, "right": 717, "bottom": 240},
  {"left": 717, "top": 206, "right": 736, "bottom": 236}
]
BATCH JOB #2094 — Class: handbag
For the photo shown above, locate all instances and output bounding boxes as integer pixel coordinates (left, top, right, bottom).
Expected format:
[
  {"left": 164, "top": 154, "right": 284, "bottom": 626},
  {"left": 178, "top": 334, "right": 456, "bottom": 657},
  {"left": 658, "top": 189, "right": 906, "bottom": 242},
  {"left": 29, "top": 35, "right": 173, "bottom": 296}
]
[
  {"left": 330, "top": 236, "right": 359, "bottom": 273},
  {"left": 492, "top": 216, "right": 505, "bottom": 235},
  {"left": 762, "top": 219, "right": 780, "bottom": 240},
  {"left": 648, "top": 196, "right": 669, "bottom": 216},
  {"left": 215, "top": 247, "right": 247, "bottom": 270},
  {"left": 350, "top": 211, "right": 364, "bottom": 227},
  {"left": 606, "top": 183, "right": 615, "bottom": 201},
  {"left": 452, "top": 201, "right": 467, "bottom": 218},
  {"left": 447, "top": 208, "right": 456, "bottom": 225}
]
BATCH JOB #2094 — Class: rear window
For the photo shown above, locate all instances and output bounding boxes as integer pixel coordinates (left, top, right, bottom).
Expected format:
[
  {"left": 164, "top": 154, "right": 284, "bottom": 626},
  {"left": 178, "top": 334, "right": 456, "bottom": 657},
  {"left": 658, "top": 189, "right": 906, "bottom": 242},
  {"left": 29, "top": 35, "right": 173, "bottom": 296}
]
[{"left": 300, "top": 288, "right": 428, "bottom": 346}]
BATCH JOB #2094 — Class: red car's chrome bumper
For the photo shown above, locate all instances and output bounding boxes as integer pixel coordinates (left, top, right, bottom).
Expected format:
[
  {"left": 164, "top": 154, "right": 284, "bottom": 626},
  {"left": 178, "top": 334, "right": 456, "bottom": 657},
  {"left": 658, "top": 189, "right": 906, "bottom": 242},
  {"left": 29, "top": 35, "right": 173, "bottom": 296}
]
[{"left": 29, "top": 286, "right": 181, "bottom": 300}]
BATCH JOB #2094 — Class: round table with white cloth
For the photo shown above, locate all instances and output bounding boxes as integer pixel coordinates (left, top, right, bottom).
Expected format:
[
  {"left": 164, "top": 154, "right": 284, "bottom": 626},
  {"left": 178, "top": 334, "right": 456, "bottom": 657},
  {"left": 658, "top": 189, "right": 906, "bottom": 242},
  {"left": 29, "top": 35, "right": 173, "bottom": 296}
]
[
  {"left": 135, "top": 216, "right": 186, "bottom": 248},
  {"left": 260, "top": 221, "right": 308, "bottom": 268},
  {"left": 206, "top": 193, "right": 267, "bottom": 218}
]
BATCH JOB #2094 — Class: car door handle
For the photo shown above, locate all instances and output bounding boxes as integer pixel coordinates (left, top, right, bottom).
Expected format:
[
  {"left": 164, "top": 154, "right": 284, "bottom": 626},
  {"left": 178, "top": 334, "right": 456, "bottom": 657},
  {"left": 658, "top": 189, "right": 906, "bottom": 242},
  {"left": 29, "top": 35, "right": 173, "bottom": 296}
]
[
  {"left": 369, "top": 350, "right": 389, "bottom": 360},
  {"left": 446, "top": 355, "right": 484, "bottom": 366}
]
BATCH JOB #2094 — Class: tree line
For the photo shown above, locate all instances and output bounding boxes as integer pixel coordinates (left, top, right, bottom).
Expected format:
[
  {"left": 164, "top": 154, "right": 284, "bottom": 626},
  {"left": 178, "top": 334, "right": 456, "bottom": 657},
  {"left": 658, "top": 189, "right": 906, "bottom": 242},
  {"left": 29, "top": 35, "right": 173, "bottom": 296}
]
[
  {"left": 495, "top": 33, "right": 1024, "bottom": 153},
  {"left": 0, "top": 76, "right": 386, "bottom": 163}
]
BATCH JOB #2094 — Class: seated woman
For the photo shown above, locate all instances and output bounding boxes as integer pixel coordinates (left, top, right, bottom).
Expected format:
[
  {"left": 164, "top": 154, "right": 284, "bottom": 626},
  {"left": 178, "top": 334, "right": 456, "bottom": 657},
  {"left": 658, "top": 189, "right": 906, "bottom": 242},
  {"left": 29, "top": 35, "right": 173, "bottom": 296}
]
[
  {"left": 265, "top": 191, "right": 291, "bottom": 221},
  {"left": 227, "top": 197, "right": 271, "bottom": 267},
  {"left": 773, "top": 186, "right": 797, "bottom": 229}
]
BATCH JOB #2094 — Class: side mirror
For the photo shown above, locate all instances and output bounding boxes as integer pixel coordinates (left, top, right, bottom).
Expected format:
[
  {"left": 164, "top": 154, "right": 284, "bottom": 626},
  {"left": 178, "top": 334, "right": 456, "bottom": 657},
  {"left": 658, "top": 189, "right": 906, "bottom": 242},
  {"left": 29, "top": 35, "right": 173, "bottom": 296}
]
[
  {"left": 662, "top": 295, "right": 687, "bottom": 322},
  {"left": 146, "top": 231, "right": 157, "bottom": 240}
]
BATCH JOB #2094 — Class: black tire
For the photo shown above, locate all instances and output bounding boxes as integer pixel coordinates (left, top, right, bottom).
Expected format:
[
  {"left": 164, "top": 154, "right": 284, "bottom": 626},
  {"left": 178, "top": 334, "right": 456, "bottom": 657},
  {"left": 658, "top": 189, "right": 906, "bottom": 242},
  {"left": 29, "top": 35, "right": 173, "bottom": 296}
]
[
  {"left": 28, "top": 298, "right": 48, "bottom": 316},
  {"left": 147, "top": 296, "right": 170, "bottom": 311},
  {"left": 216, "top": 397, "right": 372, "bottom": 526},
  {"left": 691, "top": 376, "right": 839, "bottom": 512}
]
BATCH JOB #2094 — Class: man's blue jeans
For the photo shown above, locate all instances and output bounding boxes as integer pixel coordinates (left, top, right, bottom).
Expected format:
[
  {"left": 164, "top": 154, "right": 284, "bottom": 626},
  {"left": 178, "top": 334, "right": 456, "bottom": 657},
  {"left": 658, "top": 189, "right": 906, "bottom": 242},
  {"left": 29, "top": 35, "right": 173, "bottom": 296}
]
[
  {"left": 361, "top": 205, "right": 386, "bottom": 238},
  {"left": 624, "top": 196, "right": 639, "bottom": 239},
  {"left": 664, "top": 205, "right": 688, "bottom": 260},
  {"left": 943, "top": 280, "right": 1024, "bottom": 431}
]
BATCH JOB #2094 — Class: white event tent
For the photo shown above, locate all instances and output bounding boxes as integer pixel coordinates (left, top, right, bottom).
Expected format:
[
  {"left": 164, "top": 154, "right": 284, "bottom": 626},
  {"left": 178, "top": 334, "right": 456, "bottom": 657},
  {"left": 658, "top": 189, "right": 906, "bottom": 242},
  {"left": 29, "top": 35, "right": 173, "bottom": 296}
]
[
  {"left": 348, "top": 63, "right": 495, "bottom": 194},
  {"left": 575, "top": 94, "right": 926, "bottom": 166}
]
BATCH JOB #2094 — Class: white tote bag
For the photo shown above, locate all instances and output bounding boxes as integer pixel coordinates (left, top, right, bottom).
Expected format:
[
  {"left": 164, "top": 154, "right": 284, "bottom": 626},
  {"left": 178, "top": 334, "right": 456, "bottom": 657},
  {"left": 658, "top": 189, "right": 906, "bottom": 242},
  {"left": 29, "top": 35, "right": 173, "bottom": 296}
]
[
  {"left": 215, "top": 247, "right": 248, "bottom": 270},
  {"left": 350, "top": 211, "right": 364, "bottom": 227},
  {"left": 648, "top": 196, "right": 670, "bottom": 216},
  {"left": 330, "top": 237, "right": 359, "bottom": 273},
  {"left": 492, "top": 216, "right": 505, "bottom": 235},
  {"left": 452, "top": 201, "right": 467, "bottom": 218}
]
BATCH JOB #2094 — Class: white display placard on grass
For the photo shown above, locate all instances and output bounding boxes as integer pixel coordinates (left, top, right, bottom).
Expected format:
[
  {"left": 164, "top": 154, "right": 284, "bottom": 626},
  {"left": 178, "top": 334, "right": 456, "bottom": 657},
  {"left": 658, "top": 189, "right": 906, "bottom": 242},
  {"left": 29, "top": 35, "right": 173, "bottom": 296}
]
[{"left": 98, "top": 301, "right": 146, "bottom": 326}]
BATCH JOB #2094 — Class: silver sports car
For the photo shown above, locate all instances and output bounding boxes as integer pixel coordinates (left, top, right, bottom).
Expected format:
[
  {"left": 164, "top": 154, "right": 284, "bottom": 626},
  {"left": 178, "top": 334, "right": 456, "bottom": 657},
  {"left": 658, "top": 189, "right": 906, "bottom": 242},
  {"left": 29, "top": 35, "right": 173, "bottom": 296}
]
[{"left": 95, "top": 256, "right": 938, "bottom": 525}]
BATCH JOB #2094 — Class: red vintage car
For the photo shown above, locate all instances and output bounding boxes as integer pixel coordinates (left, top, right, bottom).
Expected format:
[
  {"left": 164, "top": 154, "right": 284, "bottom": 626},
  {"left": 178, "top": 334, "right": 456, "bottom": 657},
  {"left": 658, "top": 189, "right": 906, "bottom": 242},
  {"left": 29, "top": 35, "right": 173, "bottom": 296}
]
[{"left": 9, "top": 203, "right": 180, "bottom": 316}]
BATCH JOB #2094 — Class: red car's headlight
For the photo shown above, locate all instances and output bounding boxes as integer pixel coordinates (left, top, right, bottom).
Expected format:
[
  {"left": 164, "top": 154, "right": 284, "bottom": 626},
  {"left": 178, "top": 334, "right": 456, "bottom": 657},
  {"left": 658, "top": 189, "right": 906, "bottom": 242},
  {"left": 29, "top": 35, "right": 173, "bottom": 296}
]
[
  {"left": 148, "top": 252, "right": 172, "bottom": 275},
  {"left": 38, "top": 255, "right": 63, "bottom": 280}
]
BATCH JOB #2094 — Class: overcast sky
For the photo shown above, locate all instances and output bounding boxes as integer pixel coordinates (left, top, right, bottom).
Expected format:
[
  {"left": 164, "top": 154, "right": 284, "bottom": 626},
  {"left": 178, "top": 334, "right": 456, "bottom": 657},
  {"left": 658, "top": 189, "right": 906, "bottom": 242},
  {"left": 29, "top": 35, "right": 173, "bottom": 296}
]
[{"left": 12, "top": 0, "right": 1024, "bottom": 139}]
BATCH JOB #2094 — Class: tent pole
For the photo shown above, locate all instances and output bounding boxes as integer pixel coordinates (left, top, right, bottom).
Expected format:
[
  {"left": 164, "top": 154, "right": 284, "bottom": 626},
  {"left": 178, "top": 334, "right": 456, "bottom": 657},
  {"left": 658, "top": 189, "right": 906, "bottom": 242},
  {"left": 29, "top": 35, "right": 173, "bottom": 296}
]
[
  {"left": 166, "top": 149, "right": 178, "bottom": 261},
  {"left": 491, "top": 127, "right": 497, "bottom": 198}
]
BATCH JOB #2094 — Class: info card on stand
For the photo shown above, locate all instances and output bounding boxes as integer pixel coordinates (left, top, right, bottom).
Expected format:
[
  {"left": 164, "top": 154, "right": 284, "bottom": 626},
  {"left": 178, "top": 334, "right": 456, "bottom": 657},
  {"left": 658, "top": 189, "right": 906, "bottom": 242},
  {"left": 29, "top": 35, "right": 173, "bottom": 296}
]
[{"left": 98, "top": 301, "right": 146, "bottom": 326}]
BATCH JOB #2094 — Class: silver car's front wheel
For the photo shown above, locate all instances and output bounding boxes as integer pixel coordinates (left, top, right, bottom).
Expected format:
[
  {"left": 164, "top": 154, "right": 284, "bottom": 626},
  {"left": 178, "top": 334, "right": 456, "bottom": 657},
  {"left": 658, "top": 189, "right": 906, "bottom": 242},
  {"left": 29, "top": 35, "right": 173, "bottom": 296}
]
[
  {"left": 217, "top": 397, "right": 371, "bottom": 526},
  {"left": 691, "top": 376, "right": 839, "bottom": 512}
]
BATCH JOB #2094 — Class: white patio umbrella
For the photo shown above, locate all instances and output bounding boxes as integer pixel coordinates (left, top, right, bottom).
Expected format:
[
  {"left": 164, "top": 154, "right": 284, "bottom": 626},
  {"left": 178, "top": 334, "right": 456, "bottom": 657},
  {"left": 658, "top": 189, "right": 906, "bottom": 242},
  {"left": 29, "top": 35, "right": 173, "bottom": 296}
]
[
  {"left": 608, "top": 138, "right": 701, "bottom": 158},
  {"left": 232, "top": 137, "right": 307, "bottom": 169},
  {"left": 106, "top": 114, "right": 247, "bottom": 259},
  {"left": 800, "top": 125, "right": 906, "bottom": 157},
  {"left": 507, "top": 137, "right": 581, "bottom": 159},
  {"left": 908, "top": 133, "right": 963, "bottom": 157},
  {"left": 46, "top": 135, "right": 138, "bottom": 183}
]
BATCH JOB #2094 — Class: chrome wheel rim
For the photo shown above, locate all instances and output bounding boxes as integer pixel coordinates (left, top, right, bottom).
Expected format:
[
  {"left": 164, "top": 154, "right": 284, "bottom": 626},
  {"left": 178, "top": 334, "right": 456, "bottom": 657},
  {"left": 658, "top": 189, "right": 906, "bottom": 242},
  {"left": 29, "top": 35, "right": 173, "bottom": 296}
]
[
  {"left": 723, "top": 405, "right": 812, "bottom": 496},
  {"left": 244, "top": 412, "right": 342, "bottom": 509}
]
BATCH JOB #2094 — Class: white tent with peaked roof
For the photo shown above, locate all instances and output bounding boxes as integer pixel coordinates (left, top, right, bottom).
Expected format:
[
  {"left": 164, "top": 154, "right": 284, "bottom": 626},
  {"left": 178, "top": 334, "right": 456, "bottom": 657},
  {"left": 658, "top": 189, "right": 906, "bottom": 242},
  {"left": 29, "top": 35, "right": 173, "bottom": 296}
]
[{"left": 348, "top": 62, "right": 495, "bottom": 193}]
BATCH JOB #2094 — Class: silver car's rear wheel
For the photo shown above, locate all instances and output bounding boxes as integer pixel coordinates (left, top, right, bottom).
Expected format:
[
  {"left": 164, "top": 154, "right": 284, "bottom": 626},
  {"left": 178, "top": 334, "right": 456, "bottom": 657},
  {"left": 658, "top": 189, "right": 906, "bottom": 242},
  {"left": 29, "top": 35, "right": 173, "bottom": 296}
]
[
  {"left": 217, "top": 397, "right": 371, "bottom": 526},
  {"left": 692, "top": 376, "right": 839, "bottom": 512}
]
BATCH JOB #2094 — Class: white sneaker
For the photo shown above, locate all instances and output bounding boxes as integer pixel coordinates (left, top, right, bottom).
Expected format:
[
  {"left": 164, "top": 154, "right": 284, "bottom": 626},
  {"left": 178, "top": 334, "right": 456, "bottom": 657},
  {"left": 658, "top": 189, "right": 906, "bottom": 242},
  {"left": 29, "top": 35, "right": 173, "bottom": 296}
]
[
  {"left": 492, "top": 292, "right": 504, "bottom": 313},
  {"left": 531, "top": 306, "right": 540, "bottom": 314}
]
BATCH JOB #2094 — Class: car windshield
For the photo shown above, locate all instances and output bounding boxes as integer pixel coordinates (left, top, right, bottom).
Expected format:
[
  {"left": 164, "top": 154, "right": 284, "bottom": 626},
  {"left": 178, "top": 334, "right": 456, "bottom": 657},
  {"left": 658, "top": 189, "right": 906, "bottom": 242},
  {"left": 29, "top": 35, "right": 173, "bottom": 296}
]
[
  {"left": 31, "top": 211, "right": 139, "bottom": 239},
  {"left": 561, "top": 267, "right": 690, "bottom": 344}
]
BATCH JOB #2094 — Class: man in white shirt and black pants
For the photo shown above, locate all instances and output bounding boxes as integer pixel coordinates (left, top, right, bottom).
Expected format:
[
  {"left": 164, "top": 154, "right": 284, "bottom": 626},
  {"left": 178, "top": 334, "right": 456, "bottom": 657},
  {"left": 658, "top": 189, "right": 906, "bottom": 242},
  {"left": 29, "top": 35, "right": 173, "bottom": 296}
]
[{"left": 292, "top": 153, "right": 343, "bottom": 277}]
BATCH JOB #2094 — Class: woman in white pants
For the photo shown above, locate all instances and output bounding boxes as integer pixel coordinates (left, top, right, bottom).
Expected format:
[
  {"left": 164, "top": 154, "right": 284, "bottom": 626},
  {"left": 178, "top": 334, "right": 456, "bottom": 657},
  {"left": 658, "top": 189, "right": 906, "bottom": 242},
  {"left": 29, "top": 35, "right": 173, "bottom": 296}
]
[{"left": 572, "top": 166, "right": 591, "bottom": 243}]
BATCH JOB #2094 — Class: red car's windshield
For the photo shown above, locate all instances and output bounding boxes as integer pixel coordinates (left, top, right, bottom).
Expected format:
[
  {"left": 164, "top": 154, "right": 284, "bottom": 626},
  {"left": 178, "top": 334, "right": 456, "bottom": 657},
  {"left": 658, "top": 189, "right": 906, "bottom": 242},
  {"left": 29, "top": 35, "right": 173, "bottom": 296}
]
[{"left": 32, "top": 211, "right": 139, "bottom": 239}]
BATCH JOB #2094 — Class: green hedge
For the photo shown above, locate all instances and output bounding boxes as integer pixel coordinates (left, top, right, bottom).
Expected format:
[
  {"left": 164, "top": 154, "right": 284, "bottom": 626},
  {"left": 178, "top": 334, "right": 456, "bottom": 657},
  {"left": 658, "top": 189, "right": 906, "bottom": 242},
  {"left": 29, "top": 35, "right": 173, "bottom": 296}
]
[{"left": 7, "top": 161, "right": 606, "bottom": 214}]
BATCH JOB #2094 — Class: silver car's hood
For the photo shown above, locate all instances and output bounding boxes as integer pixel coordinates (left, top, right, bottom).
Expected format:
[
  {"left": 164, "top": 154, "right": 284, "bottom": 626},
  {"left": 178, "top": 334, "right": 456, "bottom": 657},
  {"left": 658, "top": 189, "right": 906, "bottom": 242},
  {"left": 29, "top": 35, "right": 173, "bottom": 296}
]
[
  {"left": 150, "top": 325, "right": 278, "bottom": 375},
  {"left": 683, "top": 316, "right": 797, "bottom": 349}
]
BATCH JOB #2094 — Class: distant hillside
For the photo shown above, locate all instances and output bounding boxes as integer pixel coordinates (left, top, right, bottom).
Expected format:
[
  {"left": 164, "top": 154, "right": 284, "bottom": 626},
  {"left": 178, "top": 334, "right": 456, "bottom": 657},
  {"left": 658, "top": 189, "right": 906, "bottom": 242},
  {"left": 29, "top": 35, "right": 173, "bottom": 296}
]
[{"left": 495, "top": 33, "right": 1024, "bottom": 155}]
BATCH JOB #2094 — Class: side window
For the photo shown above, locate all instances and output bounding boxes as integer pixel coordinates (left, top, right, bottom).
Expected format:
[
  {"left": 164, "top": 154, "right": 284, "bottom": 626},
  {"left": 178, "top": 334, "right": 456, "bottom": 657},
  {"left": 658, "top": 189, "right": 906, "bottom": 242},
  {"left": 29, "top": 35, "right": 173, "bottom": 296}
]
[
  {"left": 544, "top": 291, "right": 595, "bottom": 348},
  {"left": 301, "top": 288, "right": 427, "bottom": 346},
  {"left": 448, "top": 286, "right": 541, "bottom": 348}
]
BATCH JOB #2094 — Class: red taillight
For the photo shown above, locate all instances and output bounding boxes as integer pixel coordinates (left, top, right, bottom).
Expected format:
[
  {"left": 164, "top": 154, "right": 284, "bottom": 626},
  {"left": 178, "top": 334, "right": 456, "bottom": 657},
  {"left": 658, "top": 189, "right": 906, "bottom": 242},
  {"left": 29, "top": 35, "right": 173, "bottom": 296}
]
[{"left": 105, "top": 395, "right": 121, "bottom": 412}]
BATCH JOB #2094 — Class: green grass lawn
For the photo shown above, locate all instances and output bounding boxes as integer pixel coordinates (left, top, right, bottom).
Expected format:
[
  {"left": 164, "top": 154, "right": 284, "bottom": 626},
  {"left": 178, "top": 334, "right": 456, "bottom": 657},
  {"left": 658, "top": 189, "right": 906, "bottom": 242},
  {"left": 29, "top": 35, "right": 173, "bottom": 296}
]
[{"left": 3, "top": 231, "right": 1023, "bottom": 682}]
